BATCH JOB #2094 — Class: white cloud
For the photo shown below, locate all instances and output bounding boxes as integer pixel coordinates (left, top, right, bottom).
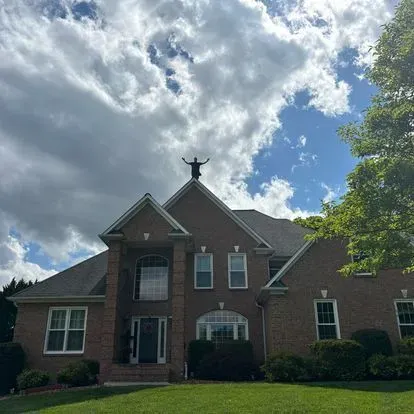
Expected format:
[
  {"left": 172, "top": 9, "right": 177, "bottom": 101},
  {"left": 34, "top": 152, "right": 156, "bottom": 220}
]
[
  {"left": 291, "top": 151, "right": 318, "bottom": 172},
  {"left": 0, "top": 0, "right": 394, "bottom": 283},
  {"left": 321, "top": 182, "right": 340, "bottom": 203}
]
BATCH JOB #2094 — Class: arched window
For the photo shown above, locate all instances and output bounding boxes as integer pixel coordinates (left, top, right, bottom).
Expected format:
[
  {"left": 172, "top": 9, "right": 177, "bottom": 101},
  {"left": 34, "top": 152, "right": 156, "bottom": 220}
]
[
  {"left": 196, "top": 310, "right": 248, "bottom": 346},
  {"left": 135, "top": 255, "right": 168, "bottom": 301}
]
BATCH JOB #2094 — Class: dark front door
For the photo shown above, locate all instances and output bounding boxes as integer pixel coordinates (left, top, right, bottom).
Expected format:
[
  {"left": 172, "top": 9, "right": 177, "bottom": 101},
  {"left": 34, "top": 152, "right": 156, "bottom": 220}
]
[{"left": 138, "top": 318, "right": 159, "bottom": 363}]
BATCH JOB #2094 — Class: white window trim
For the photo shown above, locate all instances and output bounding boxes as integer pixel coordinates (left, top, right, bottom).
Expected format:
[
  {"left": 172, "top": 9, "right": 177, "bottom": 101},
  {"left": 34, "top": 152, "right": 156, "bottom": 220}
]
[
  {"left": 351, "top": 253, "right": 373, "bottom": 276},
  {"left": 313, "top": 299, "right": 341, "bottom": 340},
  {"left": 194, "top": 253, "right": 213, "bottom": 289},
  {"left": 133, "top": 255, "right": 169, "bottom": 301},
  {"left": 394, "top": 299, "right": 414, "bottom": 339},
  {"left": 44, "top": 306, "right": 88, "bottom": 355},
  {"left": 228, "top": 253, "right": 248, "bottom": 289},
  {"left": 129, "top": 316, "right": 167, "bottom": 364},
  {"left": 196, "top": 321, "right": 249, "bottom": 341}
]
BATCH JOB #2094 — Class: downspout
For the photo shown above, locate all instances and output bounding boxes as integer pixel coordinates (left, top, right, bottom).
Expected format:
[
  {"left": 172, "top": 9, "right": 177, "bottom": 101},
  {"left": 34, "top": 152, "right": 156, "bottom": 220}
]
[{"left": 255, "top": 301, "right": 267, "bottom": 361}]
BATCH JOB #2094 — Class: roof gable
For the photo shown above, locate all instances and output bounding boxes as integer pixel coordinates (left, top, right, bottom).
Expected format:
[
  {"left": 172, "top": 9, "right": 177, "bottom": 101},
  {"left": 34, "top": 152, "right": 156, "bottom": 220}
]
[
  {"left": 163, "top": 179, "right": 272, "bottom": 248},
  {"left": 100, "top": 193, "right": 190, "bottom": 239}
]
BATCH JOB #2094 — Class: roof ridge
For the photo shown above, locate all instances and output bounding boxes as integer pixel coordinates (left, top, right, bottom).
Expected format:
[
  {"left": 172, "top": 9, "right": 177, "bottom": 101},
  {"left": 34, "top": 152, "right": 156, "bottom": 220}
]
[
  {"left": 11, "top": 251, "right": 107, "bottom": 298},
  {"left": 234, "top": 209, "right": 292, "bottom": 223}
]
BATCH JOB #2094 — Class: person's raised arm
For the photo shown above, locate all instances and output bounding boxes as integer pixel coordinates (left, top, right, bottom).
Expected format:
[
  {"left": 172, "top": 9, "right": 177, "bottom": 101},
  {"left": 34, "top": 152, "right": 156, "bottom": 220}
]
[
  {"left": 182, "top": 157, "right": 190, "bottom": 165},
  {"left": 201, "top": 158, "right": 210, "bottom": 165}
]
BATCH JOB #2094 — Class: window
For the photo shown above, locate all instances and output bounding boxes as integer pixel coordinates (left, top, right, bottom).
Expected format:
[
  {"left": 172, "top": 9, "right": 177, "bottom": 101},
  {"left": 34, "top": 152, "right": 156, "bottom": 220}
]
[
  {"left": 352, "top": 252, "right": 372, "bottom": 276},
  {"left": 135, "top": 255, "right": 168, "bottom": 301},
  {"left": 314, "top": 300, "right": 340, "bottom": 340},
  {"left": 44, "top": 307, "right": 87, "bottom": 354},
  {"left": 268, "top": 257, "right": 289, "bottom": 280},
  {"left": 194, "top": 254, "right": 213, "bottom": 289},
  {"left": 196, "top": 310, "right": 248, "bottom": 347},
  {"left": 228, "top": 253, "right": 248, "bottom": 288},
  {"left": 395, "top": 300, "right": 414, "bottom": 338}
]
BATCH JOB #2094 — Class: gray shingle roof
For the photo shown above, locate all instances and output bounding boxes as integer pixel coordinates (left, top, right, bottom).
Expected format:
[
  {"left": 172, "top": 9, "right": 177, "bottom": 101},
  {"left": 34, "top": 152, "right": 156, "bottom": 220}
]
[
  {"left": 233, "top": 210, "right": 313, "bottom": 257},
  {"left": 11, "top": 251, "right": 107, "bottom": 298}
]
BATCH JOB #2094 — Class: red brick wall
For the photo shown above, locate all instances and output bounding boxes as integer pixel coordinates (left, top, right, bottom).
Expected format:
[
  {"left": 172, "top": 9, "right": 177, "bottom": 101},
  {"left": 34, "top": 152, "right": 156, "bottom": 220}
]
[
  {"left": 266, "top": 238, "right": 414, "bottom": 356},
  {"left": 168, "top": 185, "right": 269, "bottom": 363},
  {"left": 13, "top": 302, "right": 104, "bottom": 377},
  {"left": 121, "top": 203, "right": 173, "bottom": 242}
]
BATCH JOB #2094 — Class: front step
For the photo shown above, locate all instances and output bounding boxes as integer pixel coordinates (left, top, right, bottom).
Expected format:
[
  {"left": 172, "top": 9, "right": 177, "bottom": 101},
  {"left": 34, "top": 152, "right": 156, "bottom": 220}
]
[{"left": 108, "top": 363, "right": 170, "bottom": 383}]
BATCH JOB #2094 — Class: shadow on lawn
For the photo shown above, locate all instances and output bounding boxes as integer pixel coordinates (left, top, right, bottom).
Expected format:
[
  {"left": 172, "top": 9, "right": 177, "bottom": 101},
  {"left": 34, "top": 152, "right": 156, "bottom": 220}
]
[
  {"left": 0, "top": 385, "right": 161, "bottom": 413},
  {"left": 304, "top": 380, "right": 414, "bottom": 393}
]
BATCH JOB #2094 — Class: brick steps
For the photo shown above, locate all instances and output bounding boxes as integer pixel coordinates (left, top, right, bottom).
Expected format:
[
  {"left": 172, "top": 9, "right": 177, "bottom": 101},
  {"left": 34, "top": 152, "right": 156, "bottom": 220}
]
[{"left": 108, "top": 364, "right": 170, "bottom": 383}]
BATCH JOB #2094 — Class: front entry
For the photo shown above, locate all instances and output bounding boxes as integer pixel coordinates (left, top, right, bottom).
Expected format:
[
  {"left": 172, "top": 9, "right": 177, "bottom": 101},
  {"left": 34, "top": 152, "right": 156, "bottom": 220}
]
[{"left": 130, "top": 317, "right": 167, "bottom": 364}]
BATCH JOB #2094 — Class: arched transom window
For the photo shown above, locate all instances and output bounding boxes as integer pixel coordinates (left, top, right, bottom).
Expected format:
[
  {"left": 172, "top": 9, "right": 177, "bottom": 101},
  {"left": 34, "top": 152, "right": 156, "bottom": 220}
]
[
  {"left": 135, "top": 255, "right": 168, "bottom": 301},
  {"left": 196, "top": 310, "right": 248, "bottom": 346}
]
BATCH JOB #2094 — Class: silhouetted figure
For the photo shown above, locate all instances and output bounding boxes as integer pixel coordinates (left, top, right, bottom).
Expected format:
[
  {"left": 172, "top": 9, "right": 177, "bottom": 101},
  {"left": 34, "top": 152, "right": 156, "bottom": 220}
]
[{"left": 182, "top": 157, "right": 210, "bottom": 180}]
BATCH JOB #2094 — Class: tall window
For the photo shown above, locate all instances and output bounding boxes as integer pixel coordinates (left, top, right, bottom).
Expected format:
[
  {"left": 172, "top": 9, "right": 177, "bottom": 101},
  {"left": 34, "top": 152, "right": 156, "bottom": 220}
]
[
  {"left": 194, "top": 254, "right": 213, "bottom": 289},
  {"left": 196, "top": 310, "right": 248, "bottom": 347},
  {"left": 135, "top": 255, "right": 168, "bottom": 301},
  {"left": 44, "top": 307, "right": 87, "bottom": 354},
  {"left": 395, "top": 300, "right": 414, "bottom": 338},
  {"left": 314, "top": 300, "right": 340, "bottom": 340},
  {"left": 228, "top": 253, "right": 248, "bottom": 289}
]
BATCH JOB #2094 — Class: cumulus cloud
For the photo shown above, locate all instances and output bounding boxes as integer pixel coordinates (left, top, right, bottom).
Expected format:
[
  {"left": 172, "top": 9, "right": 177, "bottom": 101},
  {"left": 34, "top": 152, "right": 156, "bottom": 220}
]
[{"left": 0, "top": 0, "right": 393, "bottom": 284}]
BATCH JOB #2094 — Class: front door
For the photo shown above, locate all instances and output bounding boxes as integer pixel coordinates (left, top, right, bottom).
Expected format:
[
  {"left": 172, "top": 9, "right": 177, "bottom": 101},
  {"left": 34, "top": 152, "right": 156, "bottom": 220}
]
[{"left": 130, "top": 317, "right": 167, "bottom": 364}]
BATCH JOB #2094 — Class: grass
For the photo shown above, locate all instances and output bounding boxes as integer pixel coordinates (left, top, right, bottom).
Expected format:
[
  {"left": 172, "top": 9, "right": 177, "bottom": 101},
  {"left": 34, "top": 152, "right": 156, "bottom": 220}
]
[{"left": 1, "top": 382, "right": 414, "bottom": 413}]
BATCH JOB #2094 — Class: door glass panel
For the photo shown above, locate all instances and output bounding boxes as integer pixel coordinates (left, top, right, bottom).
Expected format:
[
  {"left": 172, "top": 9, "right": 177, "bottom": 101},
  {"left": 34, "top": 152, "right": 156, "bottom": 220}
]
[
  {"left": 138, "top": 318, "right": 159, "bottom": 363},
  {"left": 159, "top": 320, "right": 165, "bottom": 359}
]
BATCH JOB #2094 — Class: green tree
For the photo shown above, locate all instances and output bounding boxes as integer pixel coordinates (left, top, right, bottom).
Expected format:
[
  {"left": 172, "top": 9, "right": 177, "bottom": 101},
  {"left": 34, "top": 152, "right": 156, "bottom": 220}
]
[
  {"left": 293, "top": 216, "right": 324, "bottom": 231},
  {"left": 309, "top": 0, "right": 414, "bottom": 276},
  {"left": 0, "top": 278, "right": 35, "bottom": 342}
]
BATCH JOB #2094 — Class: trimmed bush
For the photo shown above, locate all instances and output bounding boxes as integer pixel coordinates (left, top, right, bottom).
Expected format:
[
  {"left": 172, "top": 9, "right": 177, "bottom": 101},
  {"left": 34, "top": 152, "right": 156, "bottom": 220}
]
[
  {"left": 394, "top": 355, "right": 414, "bottom": 379},
  {"left": 351, "top": 329, "right": 393, "bottom": 358},
  {"left": 57, "top": 361, "right": 96, "bottom": 387},
  {"left": 197, "top": 340, "right": 257, "bottom": 381},
  {"left": 17, "top": 369, "right": 50, "bottom": 390},
  {"left": 81, "top": 359, "right": 100, "bottom": 377},
  {"left": 368, "top": 354, "right": 397, "bottom": 380},
  {"left": 398, "top": 337, "right": 414, "bottom": 355},
  {"left": 261, "top": 352, "right": 307, "bottom": 382},
  {"left": 0, "top": 343, "right": 25, "bottom": 395},
  {"left": 309, "top": 339, "right": 366, "bottom": 381},
  {"left": 187, "top": 340, "right": 215, "bottom": 377}
]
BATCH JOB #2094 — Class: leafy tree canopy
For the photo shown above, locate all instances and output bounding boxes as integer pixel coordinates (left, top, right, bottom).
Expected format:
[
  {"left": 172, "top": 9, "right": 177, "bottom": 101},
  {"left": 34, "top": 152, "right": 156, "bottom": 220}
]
[
  {"left": 303, "top": 0, "right": 414, "bottom": 276},
  {"left": 0, "top": 277, "right": 35, "bottom": 343}
]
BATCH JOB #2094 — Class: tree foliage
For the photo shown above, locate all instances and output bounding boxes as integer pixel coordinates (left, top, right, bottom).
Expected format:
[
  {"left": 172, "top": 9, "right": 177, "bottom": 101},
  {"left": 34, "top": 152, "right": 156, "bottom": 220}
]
[
  {"left": 293, "top": 216, "right": 324, "bottom": 231},
  {"left": 0, "top": 278, "right": 35, "bottom": 343},
  {"left": 308, "top": 0, "right": 414, "bottom": 276}
]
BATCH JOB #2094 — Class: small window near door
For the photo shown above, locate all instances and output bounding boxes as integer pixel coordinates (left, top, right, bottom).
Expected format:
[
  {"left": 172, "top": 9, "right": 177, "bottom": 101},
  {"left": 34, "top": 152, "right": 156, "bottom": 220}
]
[
  {"left": 314, "top": 300, "right": 340, "bottom": 340},
  {"left": 194, "top": 254, "right": 213, "bottom": 289}
]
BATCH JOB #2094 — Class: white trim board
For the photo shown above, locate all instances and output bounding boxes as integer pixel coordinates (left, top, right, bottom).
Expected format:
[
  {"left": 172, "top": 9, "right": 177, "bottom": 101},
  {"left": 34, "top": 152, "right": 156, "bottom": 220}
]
[
  {"left": 265, "top": 240, "right": 314, "bottom": 287},
  {"left": 101, "top": 193, "right": 190, "bottom": 237},
  {"left": 163, "top": 179, "right": 272, "bottom": 249}
]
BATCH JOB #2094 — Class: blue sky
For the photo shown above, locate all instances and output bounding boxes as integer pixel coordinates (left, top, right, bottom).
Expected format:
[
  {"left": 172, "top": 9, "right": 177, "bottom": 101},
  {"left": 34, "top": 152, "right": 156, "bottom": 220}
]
[{"left": 0, "top": 0, "right": 395, "bottom": 283}]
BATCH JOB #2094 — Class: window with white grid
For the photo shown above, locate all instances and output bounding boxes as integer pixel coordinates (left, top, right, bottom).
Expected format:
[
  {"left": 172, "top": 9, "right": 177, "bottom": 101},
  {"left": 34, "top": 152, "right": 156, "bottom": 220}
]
[
  {"left": 194, "top": 254, "right": 213, "bottom": 289},
  {"left": 196, "top": 310, "right": 248, "bottom": 347},
  {"left": 395, "top": 300, "right": 414, "bottom": 338},
  {"left": 44, "top": 307, "right": 87, "bottom": 354},
  {"left": 135, "top": 255, "right": 168, "bottom": 301},
  {"left": 228, "top": 253, "right": 248, "bottom": 288},
  {"left": 314, "top": 300, "right": 340, "bottom": 340}
]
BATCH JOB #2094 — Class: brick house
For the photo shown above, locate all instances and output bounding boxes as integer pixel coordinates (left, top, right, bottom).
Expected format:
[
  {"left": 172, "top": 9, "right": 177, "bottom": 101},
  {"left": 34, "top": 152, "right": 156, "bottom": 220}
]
[{"left": 10, "top": 178, "right": 414, "bottom": 383}]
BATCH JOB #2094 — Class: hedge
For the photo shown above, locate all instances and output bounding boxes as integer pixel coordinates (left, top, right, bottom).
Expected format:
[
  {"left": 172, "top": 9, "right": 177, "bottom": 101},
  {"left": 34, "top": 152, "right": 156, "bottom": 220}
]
[
  {"left": 17, "top": 369, "right": 50, "bottom": 390},
  {"left": 261, "top": 352, "right": 307, "bottom": 382},
  {"left": 197, "top": 340, "right": 257, "bottom": 381},
  {"left": 368, "top": 354, "right": 414, "bottom": 379},
  {"left": 187, "top": 340, "right": 215, "bottom": 377},
  {"left": 57, "top": 360, "right": 99, "bottom": 387},
  {"left": 309, "top": 339, "right": 366, "bottom": 380},
  {"left": 0, "top": 343, "right": 25, "bottom": 395},
  {"left": 398, "top": 337, "right": 414, "bottom": 355},
  {"left": 351, "top": 329, "right": 393, "bottom": 358}
]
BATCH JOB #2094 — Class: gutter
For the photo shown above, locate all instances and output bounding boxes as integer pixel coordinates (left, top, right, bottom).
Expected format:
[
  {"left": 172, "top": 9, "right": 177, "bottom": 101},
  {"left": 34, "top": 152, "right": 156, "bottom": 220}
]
[
  {"left": 8, "top": 295, "right": 106, "bottom": 304},
  {"left": 255, "top": 301, "right": 267, "bottom": 361}
]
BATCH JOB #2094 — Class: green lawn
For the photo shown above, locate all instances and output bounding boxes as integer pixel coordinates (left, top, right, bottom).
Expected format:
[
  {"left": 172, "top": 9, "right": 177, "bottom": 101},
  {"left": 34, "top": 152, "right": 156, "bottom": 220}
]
[{"left": 1, "top": 382, "right": 414, "bottom": 413}]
